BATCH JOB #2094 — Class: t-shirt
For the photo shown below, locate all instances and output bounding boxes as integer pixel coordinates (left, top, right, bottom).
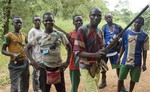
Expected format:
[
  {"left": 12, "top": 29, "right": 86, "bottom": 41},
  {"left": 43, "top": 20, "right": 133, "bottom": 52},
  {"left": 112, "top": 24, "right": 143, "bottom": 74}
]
[
  {"left": 3, "top": 32, "right": 27, "bottom": 60},
  {"left": 68, "top": 30, "right": 79, "bottom": 70},
  {"left": 74, "top": 25, "right": 104, "bottom": 65},
  {"left": 102, "top": 23, "right": 122, "bottom": 54},
  {"left": 29, "top": 30, "right": 69, "bottom": 67},
  {"left": 28, "top": 27, "right": 43, "bottom": 62},
  {"left": 121, "top": 29, "right": 149, "bottom": 67}
]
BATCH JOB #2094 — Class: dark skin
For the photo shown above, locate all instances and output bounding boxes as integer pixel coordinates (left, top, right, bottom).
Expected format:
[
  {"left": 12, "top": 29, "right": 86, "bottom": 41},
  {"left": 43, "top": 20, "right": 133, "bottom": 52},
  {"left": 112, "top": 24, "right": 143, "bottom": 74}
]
[
  {"left": 1, "top": 18, "right": 23, "bottom": 60},
  {"left": 117, "top": 18, "right": 147, "bottom": 92},
  {"left": 89, "top": 7, "right": 102, "bottom": 28},
  {"left": 73, "top": 16, "right": 83, "bottom": 31},
  {"left": 33, "top": 16, "right": 41, "bottom": 29},
  {"left": 105, "top": 13, "right": 113, "bottom": 25},
  {"left": 105, "top": 13, "right": 115, "bottom": 32},
  {"left": 66, "top": 15, "right": 83, "bottom": 39},
  {"left": 25, "top": 14, "right": 72, "bottom": 70}
]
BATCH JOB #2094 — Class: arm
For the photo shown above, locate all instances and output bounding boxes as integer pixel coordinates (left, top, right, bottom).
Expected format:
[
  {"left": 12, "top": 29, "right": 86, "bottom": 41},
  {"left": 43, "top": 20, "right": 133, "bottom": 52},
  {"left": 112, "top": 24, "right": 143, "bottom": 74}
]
[
  {"left": 65, "top": 43, "right": 72, "bottom": 64},
  {"left": 77, "top": 50, "right": 104, "bottom": 58},
  {"left": 116, "top": 46, "right": 124, "bottom": 65},
  {"left": 1, "top": 36, "right": 20, "bottom": 59},
  {"left": 1, "top": 44, "right": 19, "bottom": 58},
  {"left": 59, "top": 43, "right": 72, "bottom": 71},
  {"left": 142, "top": 51, "right": 147, "bottom": 71},
  {"left": 24, "top": 43, "right": 35, "bottom": 62},
  {"left": 142, "top": 36, "right": 149, "bottom": 71},
  {"left": 24, "top": 43, "right": 40, "bottom": 69},
  {"left": 58, "top": 32, "right": 72, "bottom": 70}
]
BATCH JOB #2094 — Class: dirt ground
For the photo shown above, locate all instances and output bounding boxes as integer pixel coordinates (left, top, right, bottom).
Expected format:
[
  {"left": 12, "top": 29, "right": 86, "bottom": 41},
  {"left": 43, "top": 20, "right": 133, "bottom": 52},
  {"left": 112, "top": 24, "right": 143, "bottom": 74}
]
[{"left": 0, "top": 51, "right": 150, "bottom": 92}]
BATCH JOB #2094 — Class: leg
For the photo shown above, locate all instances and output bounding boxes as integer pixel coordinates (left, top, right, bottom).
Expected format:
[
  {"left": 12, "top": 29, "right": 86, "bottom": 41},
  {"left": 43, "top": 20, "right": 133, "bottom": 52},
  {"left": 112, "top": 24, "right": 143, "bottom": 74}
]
[
  {"left": 116, "top": 68, "right": 120, "bottom": 77},
  {"left": 20, "top": 61, "right": 30, "bottom": 92},
  {"left": 20, "top": 64, "right": 30, "bottom": 92},
  {"left": 55, "top": 71, "right": 66, "bottom": 92},
  {"left": 39, "top": 67, "right": 51, "bottom": 92},
  {"left": 118, "top": 65, "right": 129, "bottom": 92},
  {"left": 99, "top": 68, "right": 107, "bottom": 89},
  {"left": 32, "top": 67, "right": 40, "bottom": 92},
  {"left": 129, "top": 80, "right": 135, "bottom": 92},
  {"left": 116, "top": 68, "right": 127, "bottom": 92},
  {"left": 80, "top": 68, "right": 99, "bottom": 92},
  {"left": 8, "top": 62, "right": 20, "bottom": 92},
  {"left": 9, "top": 61, "right": 29, "bottom": 92},
  {"left": 118, "top": 80, "right": 123, "bottom": 92},
  {"left": 99, "top": 57, "right": 108, "bottom": 89},
  {"left": 129, "top": 67, "right": 141, "bottom": 92},
  {"left": 69, "top": 70, "right": 80, "bottom": 92}
]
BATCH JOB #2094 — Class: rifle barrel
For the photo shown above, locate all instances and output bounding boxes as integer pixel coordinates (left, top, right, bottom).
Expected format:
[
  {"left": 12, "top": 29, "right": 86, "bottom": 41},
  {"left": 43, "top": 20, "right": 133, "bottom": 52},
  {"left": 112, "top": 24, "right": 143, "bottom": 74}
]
[
  {"left": 118, "top": 5, "right": 149, "bottom": 37},
  {"left": 104, "top": 5, "right": 149, "bottom": 54},
  {"left": 54, "top": 24, "right": 67, "bottom": 35}
]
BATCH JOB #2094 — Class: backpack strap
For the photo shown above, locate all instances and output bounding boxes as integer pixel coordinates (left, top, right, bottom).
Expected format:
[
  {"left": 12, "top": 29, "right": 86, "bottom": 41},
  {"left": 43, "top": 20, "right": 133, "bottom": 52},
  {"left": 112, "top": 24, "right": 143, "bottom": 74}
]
[
  {"left": 82, "top": 24, "right": 101, "bottom": 49},
  {"left": 82, "top": 24, "right": 101, "bottom": 38}
]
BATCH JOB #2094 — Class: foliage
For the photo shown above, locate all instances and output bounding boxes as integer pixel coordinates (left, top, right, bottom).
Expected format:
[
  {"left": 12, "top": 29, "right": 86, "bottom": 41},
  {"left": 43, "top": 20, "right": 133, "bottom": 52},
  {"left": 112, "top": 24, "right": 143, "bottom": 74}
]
[
  {"left": 0, "top": 0, "right": 109, "bottom": 37},
  {"left": 142, "top": 8, "right": 150, "bottom": 32}
]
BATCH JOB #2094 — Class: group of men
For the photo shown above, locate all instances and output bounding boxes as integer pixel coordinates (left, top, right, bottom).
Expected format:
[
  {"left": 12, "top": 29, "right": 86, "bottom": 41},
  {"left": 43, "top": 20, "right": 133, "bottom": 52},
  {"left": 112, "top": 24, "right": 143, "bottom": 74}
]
[{"left": 1, "top": 6, "right": 149, "bottom": 92}]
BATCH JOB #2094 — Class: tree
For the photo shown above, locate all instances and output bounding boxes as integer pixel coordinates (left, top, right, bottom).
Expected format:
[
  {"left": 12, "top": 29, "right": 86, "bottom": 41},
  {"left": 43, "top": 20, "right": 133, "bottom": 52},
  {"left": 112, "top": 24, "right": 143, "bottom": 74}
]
[
  {"left": 1, "top": 0, "right": 11, "bottom": 37},
  {"left": 0, "top": 0, "right": 114, "bottom": 38},
  {"left": 142, "top": 8, "right": 150, "bottom": 32}
]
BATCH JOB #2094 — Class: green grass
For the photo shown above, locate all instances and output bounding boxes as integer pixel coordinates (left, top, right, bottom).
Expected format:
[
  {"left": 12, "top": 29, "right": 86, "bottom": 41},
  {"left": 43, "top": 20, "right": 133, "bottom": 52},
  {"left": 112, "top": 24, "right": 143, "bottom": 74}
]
[{"left": 0, "top": 47, "right": 10, "bottom": 86}]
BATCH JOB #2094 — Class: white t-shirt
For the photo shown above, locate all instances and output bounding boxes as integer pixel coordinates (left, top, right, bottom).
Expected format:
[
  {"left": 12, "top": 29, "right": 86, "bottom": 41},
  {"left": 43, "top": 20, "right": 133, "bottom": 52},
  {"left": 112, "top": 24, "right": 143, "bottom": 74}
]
[{"left": 28, "top": 27, "right": 43, "bottom": 62}]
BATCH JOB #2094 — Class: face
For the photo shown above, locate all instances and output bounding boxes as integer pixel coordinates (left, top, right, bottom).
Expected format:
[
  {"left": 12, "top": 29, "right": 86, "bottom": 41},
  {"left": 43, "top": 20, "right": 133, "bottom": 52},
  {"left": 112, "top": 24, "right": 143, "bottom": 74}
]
[
  {"left": 89, "top": 8, "right": 102, "bottom": 27},
  {"left": 43, "top": 14, "right": 55, "bottom": 30},
  {"left": 12, "top": 18, "right": 22, "bottom": 31},
  {"left": 134, "top": 19, "right": 144, "bottom": 30},
  {"left": 105, "top": 14, "right": 113, "bottom": 24},
  {"left": 33, "top": 16, "right": 41, "bottom": 29},
  {"left": 73, "top": 16, "right": 83, "bottom": 30}
]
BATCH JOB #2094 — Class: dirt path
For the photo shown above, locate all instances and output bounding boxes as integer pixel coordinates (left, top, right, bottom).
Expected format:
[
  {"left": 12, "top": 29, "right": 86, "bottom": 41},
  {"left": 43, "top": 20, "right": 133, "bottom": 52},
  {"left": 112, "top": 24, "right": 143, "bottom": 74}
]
[{"left": 0, "top": 51, "right": 150, "bottom": 92}]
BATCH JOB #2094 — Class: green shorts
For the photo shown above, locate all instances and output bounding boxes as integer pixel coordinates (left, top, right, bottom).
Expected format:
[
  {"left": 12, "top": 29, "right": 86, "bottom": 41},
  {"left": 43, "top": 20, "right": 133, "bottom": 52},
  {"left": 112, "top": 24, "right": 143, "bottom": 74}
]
[
  {"left": 112, "top": 64, "right": 120, "bottom": 69},
  {"left": 119, "top": 65, "right": 141, "bottom": 82}
]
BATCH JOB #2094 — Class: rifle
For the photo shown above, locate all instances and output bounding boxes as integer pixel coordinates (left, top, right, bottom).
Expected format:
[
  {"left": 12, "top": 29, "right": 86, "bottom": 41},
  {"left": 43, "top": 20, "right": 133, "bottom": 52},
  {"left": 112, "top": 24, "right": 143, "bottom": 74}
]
[
  {"left": 53, "top": 5, "right": 149, "bottom": 78},
  {"left": 54, "top": 24, "right": 73, "bottom": 38},
  {"left": 89, "top": 5, "right": 149, "bottom": 78},
  {"left": 103, "top": 5, "right": 149, "bottom": 54},
  {"left": 54, "top": 24, "right": 68, "bottom": 35}
]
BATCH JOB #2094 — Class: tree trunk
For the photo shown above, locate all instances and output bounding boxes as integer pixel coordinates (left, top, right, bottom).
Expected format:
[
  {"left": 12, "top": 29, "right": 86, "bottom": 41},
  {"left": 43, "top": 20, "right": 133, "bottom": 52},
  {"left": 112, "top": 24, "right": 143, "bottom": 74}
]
[{"left": 3, "top": 0, "right": 11, "bottom": 35}]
